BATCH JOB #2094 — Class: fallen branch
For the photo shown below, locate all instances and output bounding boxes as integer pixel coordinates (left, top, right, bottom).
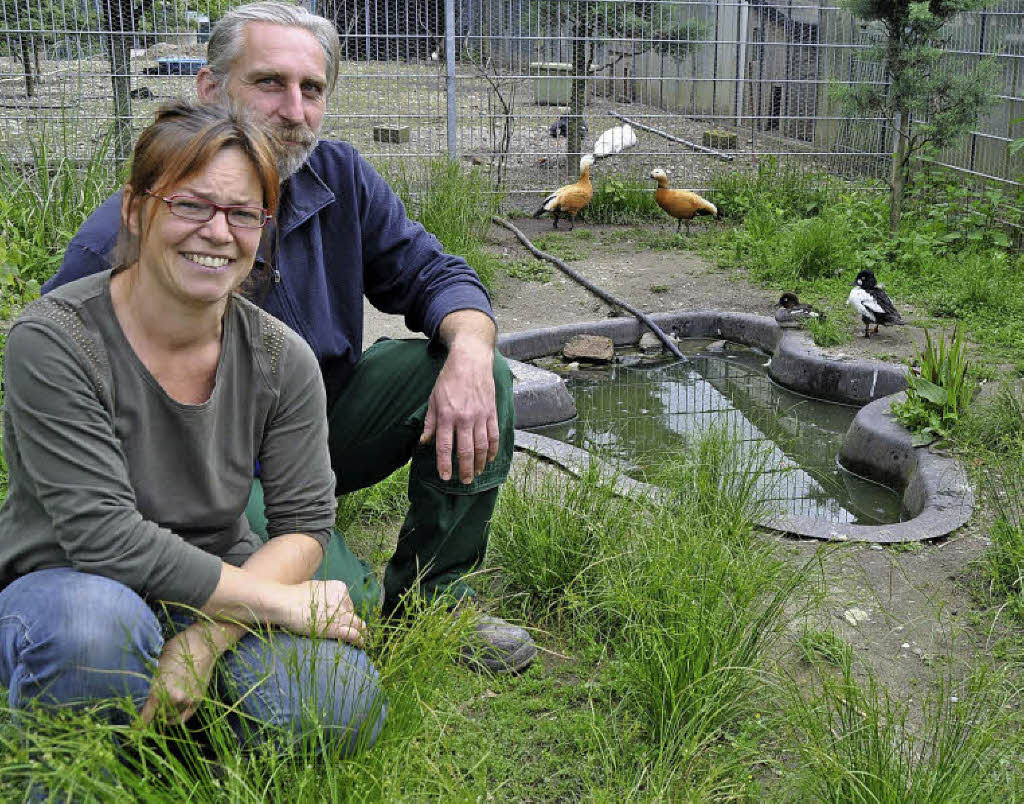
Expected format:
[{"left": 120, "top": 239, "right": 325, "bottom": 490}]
[
  {"left": 609, "top": 111, "right": 734, "bottom": 163},
  {"left": 492, "top": 216, "right": 686, "bottom": 362}
]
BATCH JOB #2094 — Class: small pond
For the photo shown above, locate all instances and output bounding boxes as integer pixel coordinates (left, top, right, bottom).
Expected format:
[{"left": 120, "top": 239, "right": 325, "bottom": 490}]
[{"left": 529, "top": 339, "right": 905, "bottom": 526}]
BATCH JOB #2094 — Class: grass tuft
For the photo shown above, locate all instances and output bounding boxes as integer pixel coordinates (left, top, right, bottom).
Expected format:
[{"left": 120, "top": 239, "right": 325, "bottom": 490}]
[
  {"left": 783, "top": 658, "right": 1019, "bottom": 802},
  {"left": 386, "top": 158, "right": 503, "bottom": 290}
]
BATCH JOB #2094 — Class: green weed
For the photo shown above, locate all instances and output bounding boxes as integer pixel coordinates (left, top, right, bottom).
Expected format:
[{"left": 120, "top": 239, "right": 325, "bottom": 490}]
[
  {"left": 388, "top": 158, "right": 502, "bottom": 290},
  {"left": 797, "top": 626, "right": 852, "bottom": 666},
  {"left": 335, "top": 463, "right": 410, "bottom": 532},
  {"left": 503, "top": 258, "right": 552, "bottom": 283},
  {"left": 488, "top": 462, "right": 632, "bottom": 622},
  {"left": 711, "top": 158, "right": 839, "bottom": 221},
  {"left": 532, "top": 232, "right": 586, "bottom": 262},
  {"left": 783, "top": 659, "right": 1019, "bottom": 802},
  {"left": 892, "top": 327, "right": 974, "bottom": 446},
  {"left": 0, "top": 123, "right": 118, "bottom": 286},
  {"left": 956, "top": 384, "right": 1024, "bottom": 454},
  {"left": 806, "top": 315, "right": 850, "bottom": 347},
  {"left": 586, "top": 177, "right": 662, "bottom": 224}
]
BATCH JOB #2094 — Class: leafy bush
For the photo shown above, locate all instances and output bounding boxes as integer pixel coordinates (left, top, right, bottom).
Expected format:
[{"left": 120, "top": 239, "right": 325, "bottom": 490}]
[
  {"left": 892, "top": 327, "right": 974, "bottom": 446},
  {"left": 782, "top": 211, "right": 859, "bottom": 282},
  {"left": 0, "top": 257, "right": 40, "bottom": 319},
  {"left": 711, "top": 157, "right": 839, "bottom": 221},
  {"left": 586, "top": 177, "right": 662, "bottom": 224}
]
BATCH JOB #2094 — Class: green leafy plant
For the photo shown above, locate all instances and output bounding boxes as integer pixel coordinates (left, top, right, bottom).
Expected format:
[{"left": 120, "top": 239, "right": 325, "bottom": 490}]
[
  {"left": 806, "top": 316, "right": 848, "bottom": 348},
  {"left": 0, "top": 255, "right": 40, "bottom": 319},
  {"left": 892, "top": 327, "right": 973, "bottom": 446},
  {"left": 586, "top": 177, "right": 662, "bottom": 224},
  {"left": 504, "top": 258, "right": 552, "bottom": 282}
]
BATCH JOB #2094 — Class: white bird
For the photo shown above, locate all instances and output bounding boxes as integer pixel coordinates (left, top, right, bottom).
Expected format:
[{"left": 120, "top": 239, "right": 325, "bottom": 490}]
[{"left": 592, "top": 124, "right": 638, "bottom": 159}]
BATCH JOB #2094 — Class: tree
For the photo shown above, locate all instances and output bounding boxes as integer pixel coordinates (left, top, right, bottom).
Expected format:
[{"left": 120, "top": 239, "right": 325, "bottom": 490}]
[
  {"left": 530, "top": 1, "right": 706, "bottom": 176},
  {"left": 837, "top": 0, "right": 998, "bottom": 232},
  {"left": 1, "top": 0, "right": 69, "bottom": 97}
]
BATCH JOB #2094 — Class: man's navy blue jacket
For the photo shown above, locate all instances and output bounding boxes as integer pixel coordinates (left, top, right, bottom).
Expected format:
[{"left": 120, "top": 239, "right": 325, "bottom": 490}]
[{"left": 45, "top": 140, "right": 494, "bottom": 402}]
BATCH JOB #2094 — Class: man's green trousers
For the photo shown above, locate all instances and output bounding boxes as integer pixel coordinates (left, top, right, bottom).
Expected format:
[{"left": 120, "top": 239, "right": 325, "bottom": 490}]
[{"left": 245, "top": 338, "right": 515, "bottom": 615}]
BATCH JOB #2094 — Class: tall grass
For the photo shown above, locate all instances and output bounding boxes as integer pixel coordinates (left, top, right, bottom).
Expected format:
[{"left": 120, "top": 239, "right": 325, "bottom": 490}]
[
  {"left": 955, "top": 384, "right": 1024, "bottom": 622},
  {"left": 0, "top": 599, "right": 467, "bottom": 801},
  {"left": 783, "top": 658, "right": 1020, "bottom": 802},
  {"left": 490, "top": 429, "right": 800, "bottom": 793},
  {"left": 387, "top": 158, "right": 502, "bottom": 290},
  {"left": 0, "top": 124, "right": 119, "bottom": 287}
]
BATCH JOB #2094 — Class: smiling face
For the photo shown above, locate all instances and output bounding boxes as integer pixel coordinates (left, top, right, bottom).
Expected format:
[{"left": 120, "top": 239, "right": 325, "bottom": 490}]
[
  {"left": 198, "top": 22, "right": 327, "bottom": 178},
  {"left": 130, "top": 146, "right": 264, "bottom": 308}
]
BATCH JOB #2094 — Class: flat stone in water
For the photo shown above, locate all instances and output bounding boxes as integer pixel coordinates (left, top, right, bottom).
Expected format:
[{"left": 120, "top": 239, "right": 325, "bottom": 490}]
[
  {"left": 563, "top": 334, "right": 615, "bottom": 364},
  {"left": 639, "top": 332, "right": 663, "bottom": 353}
]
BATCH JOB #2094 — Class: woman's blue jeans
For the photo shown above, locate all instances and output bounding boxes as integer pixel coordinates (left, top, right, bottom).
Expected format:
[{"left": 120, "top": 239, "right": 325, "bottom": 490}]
[{"left": 0, "top": 568, "right": 385, "bottom": 754}]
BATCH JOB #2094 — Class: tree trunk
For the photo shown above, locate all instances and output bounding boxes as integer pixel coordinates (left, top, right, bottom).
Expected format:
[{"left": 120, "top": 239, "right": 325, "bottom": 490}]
[
  {"left": 19, "top": 36, "right": 35, "bottom": 97},
  {"left": 567, "top": 10, "right": 589, "bottom": 179},
  {"left": 885, "top": 29, "right": 906, "bottom": 234},
  {"left": 102, "top": 0, "right": 135, "bottom": 166},
  {"left": 889, "top": 111, "right": 909, "bottom": 234}
]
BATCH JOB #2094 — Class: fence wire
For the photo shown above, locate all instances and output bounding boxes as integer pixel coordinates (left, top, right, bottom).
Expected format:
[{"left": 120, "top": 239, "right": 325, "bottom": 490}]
[{"left": 1, "top": 0, "right": 1022, "bottom": 203}]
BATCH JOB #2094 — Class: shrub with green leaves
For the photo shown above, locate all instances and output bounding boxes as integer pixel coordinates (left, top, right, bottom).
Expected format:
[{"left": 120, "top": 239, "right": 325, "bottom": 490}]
[
  {"left": 892, "top": 327, "right": 974, "bottom": 446},
  {"left": 0, "top": 257, "right": 40, "bottom": 319},
  {"left": 586, "top": 177, "right": 662, "bottom": 224},
  {"left": 711, "top": 157, "right": 839, "bottom": 221}
]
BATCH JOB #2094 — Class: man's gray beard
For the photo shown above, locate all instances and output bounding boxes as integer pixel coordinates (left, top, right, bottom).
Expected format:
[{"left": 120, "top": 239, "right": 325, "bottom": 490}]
[{"left": 277, "top": 139, "right": 318, "bottom": 180}]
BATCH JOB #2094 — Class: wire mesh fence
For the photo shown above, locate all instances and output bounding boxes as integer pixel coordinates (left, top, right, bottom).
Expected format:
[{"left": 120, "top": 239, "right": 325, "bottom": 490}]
[{"left": 1, "top": 0, "right": 1022, "bottom": 205}]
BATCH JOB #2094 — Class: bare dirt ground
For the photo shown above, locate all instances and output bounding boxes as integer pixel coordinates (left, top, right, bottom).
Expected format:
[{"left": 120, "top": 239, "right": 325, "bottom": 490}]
[{"left": 365, "top": 219, "right": 998, "bottom": 714}]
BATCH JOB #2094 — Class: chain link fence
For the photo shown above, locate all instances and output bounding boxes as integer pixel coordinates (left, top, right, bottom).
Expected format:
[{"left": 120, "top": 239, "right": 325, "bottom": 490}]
[{"left": 2, "top": 0, "right": 1022, "bottom": 205}]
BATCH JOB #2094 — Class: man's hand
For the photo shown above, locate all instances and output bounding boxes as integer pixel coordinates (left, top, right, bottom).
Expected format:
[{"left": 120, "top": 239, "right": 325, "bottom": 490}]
[
  {"left": 139, "top": 626, "right": 219, "bottom": 726},
  {"left": 420, "top": 310, "right": 499, "bottom": 484}
]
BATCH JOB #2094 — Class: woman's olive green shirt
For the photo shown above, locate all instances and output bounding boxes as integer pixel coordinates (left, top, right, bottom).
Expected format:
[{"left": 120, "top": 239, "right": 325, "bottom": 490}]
[{"left": 0, "top": 271, "right": 336, "bottom": 608}]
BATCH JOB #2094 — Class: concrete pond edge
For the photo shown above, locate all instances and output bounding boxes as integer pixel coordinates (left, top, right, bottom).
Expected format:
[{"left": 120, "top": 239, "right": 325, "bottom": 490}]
[{"left": 498, "top": 311, "right": 974, "bottom": 543}]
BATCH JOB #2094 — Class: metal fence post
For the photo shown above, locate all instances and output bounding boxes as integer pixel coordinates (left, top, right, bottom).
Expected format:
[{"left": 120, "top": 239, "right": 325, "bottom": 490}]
[{"left": 445, "top": 0, "right": 457, "bottom": 161}]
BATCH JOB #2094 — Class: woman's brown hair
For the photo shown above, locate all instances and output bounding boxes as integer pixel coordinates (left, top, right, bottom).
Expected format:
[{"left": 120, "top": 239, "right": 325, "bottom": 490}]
[{"left": 113, "top": 100, "right": 280, "bottom": 271}]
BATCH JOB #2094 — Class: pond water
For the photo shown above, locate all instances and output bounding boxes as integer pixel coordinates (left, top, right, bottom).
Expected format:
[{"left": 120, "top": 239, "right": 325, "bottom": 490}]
[{"left": 529, "top": 339, "right": 905, "bottom": 526}]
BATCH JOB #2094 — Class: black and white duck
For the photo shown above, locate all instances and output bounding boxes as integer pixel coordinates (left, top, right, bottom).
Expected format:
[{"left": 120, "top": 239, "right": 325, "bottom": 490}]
[
  {"left": 774, "top": 292, "right": 824, "bottom": 326},
  {"left": 847, "top": 269, "right": 904, "bottom": 338}
]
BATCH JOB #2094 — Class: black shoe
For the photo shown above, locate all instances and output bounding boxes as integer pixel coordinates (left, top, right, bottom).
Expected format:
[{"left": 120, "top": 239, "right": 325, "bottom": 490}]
[{"left": 454, "top": 607, "right": 537, "bottom": 674}]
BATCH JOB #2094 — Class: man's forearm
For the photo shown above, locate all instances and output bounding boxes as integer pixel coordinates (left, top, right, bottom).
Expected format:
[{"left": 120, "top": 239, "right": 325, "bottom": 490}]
[{"left": 437, "top": 309, "right": 497, "bottom": 352}]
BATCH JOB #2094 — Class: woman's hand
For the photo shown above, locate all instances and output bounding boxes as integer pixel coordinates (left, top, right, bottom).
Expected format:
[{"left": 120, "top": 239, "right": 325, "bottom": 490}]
[
  {"left": 276, "top": 580, "right": 367, "bottom": 647},
  {"left": 139, "top": 626, "right": 219, "bottom": 726}
]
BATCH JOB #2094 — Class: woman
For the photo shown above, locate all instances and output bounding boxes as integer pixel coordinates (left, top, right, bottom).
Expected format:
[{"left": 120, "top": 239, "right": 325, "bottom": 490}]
[{"left": 0, "top": 101, "right": 384, "bottom": 753}]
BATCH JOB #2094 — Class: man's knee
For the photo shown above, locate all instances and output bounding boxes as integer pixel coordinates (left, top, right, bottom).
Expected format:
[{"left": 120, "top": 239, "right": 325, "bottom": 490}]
[
  {"left": 0, "top": 569, "right": 162, "bottom": 707},
  {"left": 492, "top": 350, "right": 515, "bottom": 433}
]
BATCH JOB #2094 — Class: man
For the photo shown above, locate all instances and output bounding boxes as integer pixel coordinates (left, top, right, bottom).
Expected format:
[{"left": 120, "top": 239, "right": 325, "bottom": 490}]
[{"left": 45, "top": 1, "right": 534, "bottom": 674}]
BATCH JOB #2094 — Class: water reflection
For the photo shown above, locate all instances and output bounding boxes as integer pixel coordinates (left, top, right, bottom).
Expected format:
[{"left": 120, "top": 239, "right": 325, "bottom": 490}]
[{"left": 529, "top": 342, "right": 904, "bottom": 526}]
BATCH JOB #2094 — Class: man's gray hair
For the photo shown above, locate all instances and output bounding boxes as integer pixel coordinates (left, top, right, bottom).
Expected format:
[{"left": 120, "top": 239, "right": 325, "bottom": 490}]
[{"left": 207, "top": 2, "right": 341, "bottom": 93}]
